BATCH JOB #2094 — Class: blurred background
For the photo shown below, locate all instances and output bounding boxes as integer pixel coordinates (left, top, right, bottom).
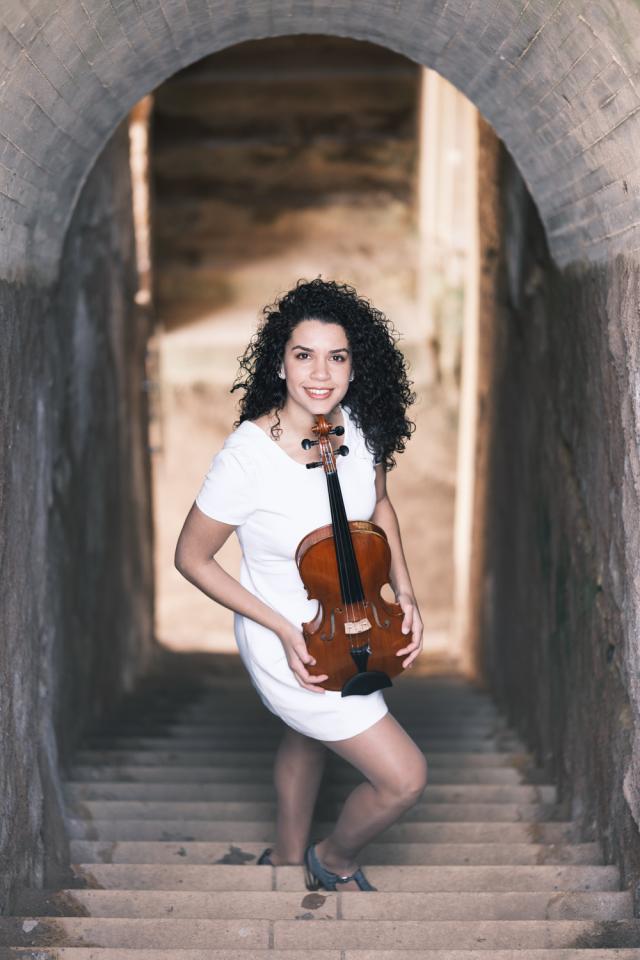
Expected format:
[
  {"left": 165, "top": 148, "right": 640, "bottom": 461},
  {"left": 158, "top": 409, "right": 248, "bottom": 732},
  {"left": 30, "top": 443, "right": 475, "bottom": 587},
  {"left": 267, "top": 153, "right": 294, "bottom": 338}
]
[{"left": 129, "top": 36, "right": 478, "bottom": 661}]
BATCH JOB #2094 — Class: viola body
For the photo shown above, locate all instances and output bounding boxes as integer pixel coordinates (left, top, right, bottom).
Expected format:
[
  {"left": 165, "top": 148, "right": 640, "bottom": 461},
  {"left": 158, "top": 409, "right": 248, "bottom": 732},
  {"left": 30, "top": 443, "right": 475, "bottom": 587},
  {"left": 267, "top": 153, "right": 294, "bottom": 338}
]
[{"left": 295, "top": 519, "right": 407, "bottom": 692}]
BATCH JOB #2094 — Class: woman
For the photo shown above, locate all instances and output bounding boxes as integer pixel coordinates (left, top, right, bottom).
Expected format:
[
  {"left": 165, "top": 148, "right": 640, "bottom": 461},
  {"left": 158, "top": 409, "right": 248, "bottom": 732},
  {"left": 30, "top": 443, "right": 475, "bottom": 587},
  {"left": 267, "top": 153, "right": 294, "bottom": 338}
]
[{"left": 175, "top": 278, "right": 427, "bottom": 892}]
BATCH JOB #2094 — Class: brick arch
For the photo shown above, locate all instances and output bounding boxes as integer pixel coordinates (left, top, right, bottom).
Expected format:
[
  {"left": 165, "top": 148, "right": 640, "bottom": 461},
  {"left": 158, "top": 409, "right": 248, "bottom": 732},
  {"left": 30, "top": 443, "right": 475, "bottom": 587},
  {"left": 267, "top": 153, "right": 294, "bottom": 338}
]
[{"left": 3, "top": 0, "right": 640, "bottom": 281}]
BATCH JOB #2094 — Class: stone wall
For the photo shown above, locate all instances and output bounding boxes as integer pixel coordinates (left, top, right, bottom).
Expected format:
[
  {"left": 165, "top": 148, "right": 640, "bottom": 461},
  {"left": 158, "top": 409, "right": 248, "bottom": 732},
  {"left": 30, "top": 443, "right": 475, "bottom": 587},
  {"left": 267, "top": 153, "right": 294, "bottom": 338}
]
[
  {"left": 478, "top": 131, "right": 640, "bottom": 909},
  {"left": 0, "top": 121, "right": 156, "bottom": 913}
]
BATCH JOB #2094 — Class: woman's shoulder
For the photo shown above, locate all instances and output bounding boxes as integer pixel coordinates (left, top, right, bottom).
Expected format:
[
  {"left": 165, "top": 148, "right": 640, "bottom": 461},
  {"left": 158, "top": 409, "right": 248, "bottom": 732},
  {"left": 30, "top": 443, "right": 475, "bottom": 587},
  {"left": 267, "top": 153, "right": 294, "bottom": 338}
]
[
  {"left": 217, "top": 419, "right": 261, "bottom": 459},
  {"left": 223, "top": 418, "right": 257, "bottom": 445}
]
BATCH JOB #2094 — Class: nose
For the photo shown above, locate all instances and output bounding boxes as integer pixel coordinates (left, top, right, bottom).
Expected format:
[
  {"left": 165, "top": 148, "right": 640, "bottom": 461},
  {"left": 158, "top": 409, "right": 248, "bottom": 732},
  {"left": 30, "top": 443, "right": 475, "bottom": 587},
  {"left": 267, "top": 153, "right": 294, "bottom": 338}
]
[{"left": 310, "top": 359, "right": 331, "bottom": 380}]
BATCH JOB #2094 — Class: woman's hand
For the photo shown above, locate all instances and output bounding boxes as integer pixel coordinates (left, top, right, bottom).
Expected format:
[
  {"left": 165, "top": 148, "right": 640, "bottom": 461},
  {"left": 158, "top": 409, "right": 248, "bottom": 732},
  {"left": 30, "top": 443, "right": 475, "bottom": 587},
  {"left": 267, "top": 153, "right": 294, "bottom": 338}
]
[
  {"left": 278, "top": 623, "right": 329, "bottom": 693},
  {"left": 395, "top": 591, "right": 424, "bottom": 669}
]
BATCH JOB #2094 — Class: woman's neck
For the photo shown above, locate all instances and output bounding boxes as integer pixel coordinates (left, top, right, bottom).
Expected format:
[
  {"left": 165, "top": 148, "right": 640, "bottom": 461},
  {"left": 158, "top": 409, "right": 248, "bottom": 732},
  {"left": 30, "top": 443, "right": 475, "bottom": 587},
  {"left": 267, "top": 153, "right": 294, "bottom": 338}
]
[{"left": 277, "top": 399, "right": 343, "bottom": 437}]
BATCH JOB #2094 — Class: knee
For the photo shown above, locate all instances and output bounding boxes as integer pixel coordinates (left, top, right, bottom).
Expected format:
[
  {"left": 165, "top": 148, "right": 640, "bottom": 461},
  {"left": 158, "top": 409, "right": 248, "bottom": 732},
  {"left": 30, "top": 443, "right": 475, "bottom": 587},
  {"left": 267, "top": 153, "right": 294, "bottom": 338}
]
[{"left": 389, "top": 752, "right": 429, "bottom": 809}]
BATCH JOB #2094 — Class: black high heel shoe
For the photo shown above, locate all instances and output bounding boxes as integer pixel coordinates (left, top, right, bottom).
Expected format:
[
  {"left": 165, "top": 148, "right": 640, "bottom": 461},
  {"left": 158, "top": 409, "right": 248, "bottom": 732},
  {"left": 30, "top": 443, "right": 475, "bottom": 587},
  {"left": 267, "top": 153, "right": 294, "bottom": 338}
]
[
  {"left": 257, "top": 848, "right": 274, "bottom": 865},
  {"left": 303, "top": 841, "right": 376, "bottom": 891}
]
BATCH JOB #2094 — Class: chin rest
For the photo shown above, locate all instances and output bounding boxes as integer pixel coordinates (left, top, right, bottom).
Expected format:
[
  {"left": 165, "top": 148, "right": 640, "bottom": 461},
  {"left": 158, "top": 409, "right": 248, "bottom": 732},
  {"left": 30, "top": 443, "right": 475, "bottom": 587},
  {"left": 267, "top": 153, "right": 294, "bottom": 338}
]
[{"left": 341, "top": 670, "right": 392, "bottom": 698}]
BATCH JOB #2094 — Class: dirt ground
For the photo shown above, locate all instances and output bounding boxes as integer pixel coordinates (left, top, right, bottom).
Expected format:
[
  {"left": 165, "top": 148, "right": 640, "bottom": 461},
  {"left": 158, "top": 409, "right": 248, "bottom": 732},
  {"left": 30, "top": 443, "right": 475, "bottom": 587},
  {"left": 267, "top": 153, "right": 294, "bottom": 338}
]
[{"left": 152, "top": 375, "right": 459, "bottom": 667}]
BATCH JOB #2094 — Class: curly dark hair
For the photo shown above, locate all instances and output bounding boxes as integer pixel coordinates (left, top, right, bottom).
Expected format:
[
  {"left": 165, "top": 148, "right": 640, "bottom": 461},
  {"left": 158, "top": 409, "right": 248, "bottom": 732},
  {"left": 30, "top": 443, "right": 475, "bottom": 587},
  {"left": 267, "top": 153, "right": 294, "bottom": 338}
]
[{"left": 231, "top": 278, "right": 416, "bottom": 470}]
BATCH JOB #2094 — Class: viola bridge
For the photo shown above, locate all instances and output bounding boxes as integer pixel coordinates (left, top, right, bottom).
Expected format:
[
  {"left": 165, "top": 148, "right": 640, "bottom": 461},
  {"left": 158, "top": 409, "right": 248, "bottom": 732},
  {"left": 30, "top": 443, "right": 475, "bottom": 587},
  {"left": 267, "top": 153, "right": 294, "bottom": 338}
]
[{"left": 344, "top": 617, "right": 372, "bottom": 634}]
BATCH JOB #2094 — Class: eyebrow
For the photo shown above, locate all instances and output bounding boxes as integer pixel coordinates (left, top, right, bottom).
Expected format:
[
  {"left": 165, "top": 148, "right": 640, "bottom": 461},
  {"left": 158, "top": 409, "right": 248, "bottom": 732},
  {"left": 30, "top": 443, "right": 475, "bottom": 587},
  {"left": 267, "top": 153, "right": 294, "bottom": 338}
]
[{"left": 289, "top": 345, "right": 350, "bottom": 353}]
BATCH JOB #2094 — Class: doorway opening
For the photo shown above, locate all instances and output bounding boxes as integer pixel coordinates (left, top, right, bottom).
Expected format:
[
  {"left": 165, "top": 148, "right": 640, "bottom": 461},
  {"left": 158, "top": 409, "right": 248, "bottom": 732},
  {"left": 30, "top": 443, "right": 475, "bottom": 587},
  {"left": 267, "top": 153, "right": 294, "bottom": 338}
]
[{"left": 128, "top": 36, "right": 479, "bottom": 667}]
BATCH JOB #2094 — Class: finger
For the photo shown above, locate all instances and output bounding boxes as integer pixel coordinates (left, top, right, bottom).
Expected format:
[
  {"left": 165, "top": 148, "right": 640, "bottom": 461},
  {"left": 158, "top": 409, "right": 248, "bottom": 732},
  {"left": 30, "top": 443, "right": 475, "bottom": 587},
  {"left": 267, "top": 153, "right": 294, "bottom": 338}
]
[
  {"left": 289, "top": 646, "right": 315, "bottom": 669},
  {"left": 401, "top": 610, "right": 413, "bottom": 635},
  {"left": 292, "top": 652, "right": 325, "bottom": 679},
  {"left": 295, "top": 672, "right": 328, "bottom": 692},
  {"left": 396, "top": 639, "right": 418, "bottom": 656},
  {"left": 399, "top": 621, "right": 424, "bottom": 651},
  {"left": 295, "top": 646, "right": 318, "bottom": 667},
  {"left": 402, "top": 650, "right": 422, "bottom": 668},
  {"left": 303, "top": 672, "right": 330, "bottom": 683},
  {"left": 292, "top": 658, "right": 329, "bottom": 685}
]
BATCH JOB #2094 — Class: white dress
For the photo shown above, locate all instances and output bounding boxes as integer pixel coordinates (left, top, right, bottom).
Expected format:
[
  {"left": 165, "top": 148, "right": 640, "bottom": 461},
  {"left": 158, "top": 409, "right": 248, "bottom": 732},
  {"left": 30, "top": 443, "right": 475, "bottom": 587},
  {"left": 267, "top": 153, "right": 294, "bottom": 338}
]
[{"left": 195, "top": 403, "right": 389, "bottom": 741}]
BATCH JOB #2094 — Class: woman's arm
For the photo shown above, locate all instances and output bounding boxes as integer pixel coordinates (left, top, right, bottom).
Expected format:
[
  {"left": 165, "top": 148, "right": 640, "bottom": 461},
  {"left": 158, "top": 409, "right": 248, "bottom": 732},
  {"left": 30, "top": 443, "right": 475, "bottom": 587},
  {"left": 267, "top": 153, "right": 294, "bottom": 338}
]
[
  {"left": 370, "top": 464, "right": 424, "bottom": 668},
  {"left": 175, "top": 503, "right": 290, "bottom": 634},
  {"left": 174, "top": 504, "right": 328, "bottom": 691}
]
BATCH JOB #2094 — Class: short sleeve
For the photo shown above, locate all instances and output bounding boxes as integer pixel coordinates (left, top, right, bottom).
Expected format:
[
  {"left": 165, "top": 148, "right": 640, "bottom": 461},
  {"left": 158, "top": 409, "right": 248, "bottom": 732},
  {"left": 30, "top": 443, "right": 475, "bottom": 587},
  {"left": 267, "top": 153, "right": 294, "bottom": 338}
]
[{"left": 195, "top": 446, "right": 255, "bottom": 526}]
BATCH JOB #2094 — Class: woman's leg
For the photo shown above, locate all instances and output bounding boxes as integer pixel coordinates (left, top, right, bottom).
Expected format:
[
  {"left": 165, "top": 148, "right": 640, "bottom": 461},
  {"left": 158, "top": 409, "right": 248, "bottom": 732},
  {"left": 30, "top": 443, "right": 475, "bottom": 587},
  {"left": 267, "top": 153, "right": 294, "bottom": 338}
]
[
  {"left": 269, "top": 724, "right": 328, "bottom": 864},
  {"left": 315, "top": 712, "right": 428, "bottom": 889}
]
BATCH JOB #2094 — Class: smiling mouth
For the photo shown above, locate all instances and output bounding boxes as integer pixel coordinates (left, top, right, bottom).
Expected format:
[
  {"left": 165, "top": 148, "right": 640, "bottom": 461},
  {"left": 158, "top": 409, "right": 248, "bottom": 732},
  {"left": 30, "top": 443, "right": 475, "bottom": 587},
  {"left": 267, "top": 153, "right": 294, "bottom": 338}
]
[{"left": 304, "top": 388, "right": 333, "bottom": 398}]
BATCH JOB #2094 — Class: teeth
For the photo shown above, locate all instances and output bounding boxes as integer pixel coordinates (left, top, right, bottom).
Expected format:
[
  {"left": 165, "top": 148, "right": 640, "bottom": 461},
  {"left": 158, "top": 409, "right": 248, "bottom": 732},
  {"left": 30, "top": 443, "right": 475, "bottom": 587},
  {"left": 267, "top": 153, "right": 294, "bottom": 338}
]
[{"left": 306, "top": 389, "right": 331, "bottom": 397}]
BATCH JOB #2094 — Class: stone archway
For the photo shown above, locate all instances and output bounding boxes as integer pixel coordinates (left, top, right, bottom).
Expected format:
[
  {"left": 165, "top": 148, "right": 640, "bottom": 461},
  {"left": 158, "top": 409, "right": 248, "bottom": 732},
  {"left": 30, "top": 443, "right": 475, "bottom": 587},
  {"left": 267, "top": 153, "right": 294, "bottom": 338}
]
[
  {"left": 3, "top": 1, "right": 640, "bottom": 280},
  {"left": 3, "top": 0, "right": 640, "bottom": 914}
]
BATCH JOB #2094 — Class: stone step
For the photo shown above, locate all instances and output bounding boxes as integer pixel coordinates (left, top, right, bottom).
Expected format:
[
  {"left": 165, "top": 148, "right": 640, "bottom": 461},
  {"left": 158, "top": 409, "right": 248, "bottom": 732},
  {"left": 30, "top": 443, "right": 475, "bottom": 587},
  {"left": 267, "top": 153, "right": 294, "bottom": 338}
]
[
  {"left": 161, "top": 701, "right": 495, "bottom": 714},
  {"left": 63, "top": 797, "right": 569, "bottom": 822},
  {"left": 112, "top": 700, "right": 501, "bottom": 719},
  {"left": 84, "top": 732, "right": 522, "bottom": 750},
  {"left": 120, "top": 679, "right": 490, "bottom": 696},
  {"left": 15, "top": 888, "right": 634, "bottom": 921},
  {"left": 71, "top": 756, "right": 535, "bottom": 784},
  {"left": 100, "top": 722, "right": 512, "bottom": 739},
  {"left": 69, "top": 839, "right": 603, "bottom": 866},
  {"left": 105, "top": 704, "right": 506, "bottom": 724},
  {"left": 6, "top": 950, "right": 640, "bottom": 960},
  {"left": 66, "top": 818, "right": 581, "bottom": 844},
  {"left": 121, "top": 696, "right": 501, "bottom": 706},
  {"left": 122, "top": 682, "right": 494, "bottom": 695},
  {"left": 7, "top": 666, "right": 628, "bottom": 960},
  {"left": 66, "top": 774, "right": 557, "bottom": 803},
  {"left": 77, "top": 736, "right": 526, "bottom": 753},
  {"left": 70, "top": 749, "right": 536, "bottom": 767},
  {"left": 63, "top": 780, "right": 556, "bottom": 804},
  {"left": 95, "top": 712, "right": 506, "bottom": 733},
  {"left": 2, "top": 916, "right": 639, "bottom": 950},
  {"left": 107, "top": 689, "right": 507, "bottom": 733},
  {"left": 67, "top": 861, "right": 625, "bottom": 892},
  {"left": 139, "top": 688, "right": 499, "bottom": 700},
  {"left": 103, "top": 698, "right": 504, "bottom": 715}
]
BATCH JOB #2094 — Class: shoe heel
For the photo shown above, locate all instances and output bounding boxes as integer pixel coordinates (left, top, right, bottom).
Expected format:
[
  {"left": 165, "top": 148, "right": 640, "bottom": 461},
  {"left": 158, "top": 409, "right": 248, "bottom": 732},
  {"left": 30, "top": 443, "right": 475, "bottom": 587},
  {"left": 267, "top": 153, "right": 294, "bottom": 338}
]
[
  {"left": 303, "top": 860, "right": 322, "bottom": 891},
  {"left": 303, "top": 845, "right": 323, "bottom": 891}
]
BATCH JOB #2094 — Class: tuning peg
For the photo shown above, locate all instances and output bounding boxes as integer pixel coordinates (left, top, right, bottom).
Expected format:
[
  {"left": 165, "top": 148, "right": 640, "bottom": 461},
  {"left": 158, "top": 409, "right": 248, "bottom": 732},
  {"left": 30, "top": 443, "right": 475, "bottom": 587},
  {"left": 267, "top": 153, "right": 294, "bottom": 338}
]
[
  {"left": 301, "top": 438, "right": 319, "bottom": 450},
  {"left": 337, "top": 445, "right": 349, "bottom": 457},
  {"left": 330, "top": 425, "right": 345, "bottom": 436},
  {"left": 305, "top": 460, "right": 324, "bottom": 470}
]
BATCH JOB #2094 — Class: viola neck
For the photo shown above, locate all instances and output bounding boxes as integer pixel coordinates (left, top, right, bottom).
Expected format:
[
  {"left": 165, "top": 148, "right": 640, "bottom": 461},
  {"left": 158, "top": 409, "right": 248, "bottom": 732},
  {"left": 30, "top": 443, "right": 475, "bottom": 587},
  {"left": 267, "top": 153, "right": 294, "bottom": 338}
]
[{"left": 326, "top": 471, "right": 365, "bottom": 606}]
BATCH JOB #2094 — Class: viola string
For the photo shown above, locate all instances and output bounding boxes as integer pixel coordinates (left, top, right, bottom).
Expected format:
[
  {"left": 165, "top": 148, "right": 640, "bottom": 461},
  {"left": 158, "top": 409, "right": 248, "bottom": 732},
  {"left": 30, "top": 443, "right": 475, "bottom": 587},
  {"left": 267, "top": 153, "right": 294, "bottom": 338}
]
[
  {"left": 322, "top": 433, "right": 359, "bottom": 639},
  {"left": 336, "top": 438, "right": 368, "bottom": 630},
  {"left": 324, "top": 439, "right": 357, "bottom": 637},
  {"left": 324, "top": 432, "right": 365, "bottom": 636}
]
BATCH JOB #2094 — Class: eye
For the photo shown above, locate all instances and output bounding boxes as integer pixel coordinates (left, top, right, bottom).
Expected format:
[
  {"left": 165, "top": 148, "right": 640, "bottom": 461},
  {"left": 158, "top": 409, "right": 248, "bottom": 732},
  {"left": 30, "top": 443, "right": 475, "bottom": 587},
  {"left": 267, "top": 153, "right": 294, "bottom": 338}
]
[
  {"left": 332, "top": 354, "right": 347, "bottom": 362},
  {"left": 294, "top": 352, "right": 309, "bottom": 360}
]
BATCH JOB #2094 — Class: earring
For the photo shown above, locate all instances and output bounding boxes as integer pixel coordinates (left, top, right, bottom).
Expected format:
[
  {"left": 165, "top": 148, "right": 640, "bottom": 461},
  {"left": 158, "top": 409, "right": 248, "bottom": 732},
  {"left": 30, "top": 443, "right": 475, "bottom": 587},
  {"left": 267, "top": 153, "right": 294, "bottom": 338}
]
[
  {"left": 349, "top": 373, "right": 354, "bottom": 382},
  {"left": 278, "top": 367, "right": 286, "bottom": 379}
]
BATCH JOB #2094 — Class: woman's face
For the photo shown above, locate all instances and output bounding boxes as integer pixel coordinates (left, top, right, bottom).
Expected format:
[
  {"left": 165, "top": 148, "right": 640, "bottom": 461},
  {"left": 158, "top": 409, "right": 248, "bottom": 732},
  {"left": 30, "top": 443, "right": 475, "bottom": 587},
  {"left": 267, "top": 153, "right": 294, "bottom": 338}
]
[{"left": 282, "top": 319, "right": 352, "bottom": 417}]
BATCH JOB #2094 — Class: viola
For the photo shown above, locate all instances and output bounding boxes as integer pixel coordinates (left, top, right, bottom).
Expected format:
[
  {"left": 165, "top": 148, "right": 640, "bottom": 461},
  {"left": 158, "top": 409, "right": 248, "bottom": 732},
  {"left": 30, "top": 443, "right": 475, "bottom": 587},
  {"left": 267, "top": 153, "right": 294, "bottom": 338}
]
[{"left": 294, "top": 413, "right": 410, "bottom": 696}]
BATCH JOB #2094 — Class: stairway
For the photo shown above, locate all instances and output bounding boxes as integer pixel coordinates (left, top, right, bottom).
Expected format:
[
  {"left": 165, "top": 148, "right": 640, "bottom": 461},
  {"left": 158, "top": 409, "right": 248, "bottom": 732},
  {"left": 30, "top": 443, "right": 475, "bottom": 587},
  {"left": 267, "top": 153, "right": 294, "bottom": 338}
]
[{"left": 2, "top": 653, "right": 640, "bottom": 958}]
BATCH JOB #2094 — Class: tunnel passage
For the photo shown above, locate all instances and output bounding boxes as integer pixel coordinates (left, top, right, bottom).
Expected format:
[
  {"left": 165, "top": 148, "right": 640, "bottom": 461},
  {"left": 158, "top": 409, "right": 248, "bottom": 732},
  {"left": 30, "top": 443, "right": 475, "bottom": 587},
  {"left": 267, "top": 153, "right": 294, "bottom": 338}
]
[{"left": 2, "top": 0, "right": 640, "bottom": 915}]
